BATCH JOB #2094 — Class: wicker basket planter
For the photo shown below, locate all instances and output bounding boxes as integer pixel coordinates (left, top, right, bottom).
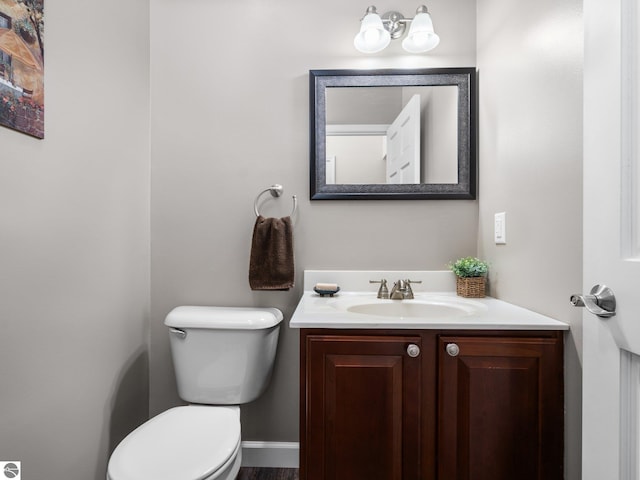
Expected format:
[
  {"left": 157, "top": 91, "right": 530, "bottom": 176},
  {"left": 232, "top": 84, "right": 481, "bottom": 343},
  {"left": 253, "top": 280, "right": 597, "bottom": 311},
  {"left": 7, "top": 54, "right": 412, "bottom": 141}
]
[{"left": 456, "top": 276, "right": 486, "bottom": 298}]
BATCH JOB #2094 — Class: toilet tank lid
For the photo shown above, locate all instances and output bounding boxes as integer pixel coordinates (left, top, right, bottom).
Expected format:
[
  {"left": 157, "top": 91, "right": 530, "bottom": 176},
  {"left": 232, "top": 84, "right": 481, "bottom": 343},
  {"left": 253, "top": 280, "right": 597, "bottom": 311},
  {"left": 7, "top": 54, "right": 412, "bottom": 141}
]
[{"left": 164, "top": 306, "right": 283, "bottom": 330}]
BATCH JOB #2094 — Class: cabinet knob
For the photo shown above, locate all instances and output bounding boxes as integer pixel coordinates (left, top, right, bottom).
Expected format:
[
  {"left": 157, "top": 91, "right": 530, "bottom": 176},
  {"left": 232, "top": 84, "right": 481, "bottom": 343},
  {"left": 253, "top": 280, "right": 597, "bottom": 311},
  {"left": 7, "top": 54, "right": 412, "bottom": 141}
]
[
  {"left": 446, "top": 343, "right": 460, "bottom": 357},
  {"left": 406, "top": 344, "right": 420, "bottom": 357}
]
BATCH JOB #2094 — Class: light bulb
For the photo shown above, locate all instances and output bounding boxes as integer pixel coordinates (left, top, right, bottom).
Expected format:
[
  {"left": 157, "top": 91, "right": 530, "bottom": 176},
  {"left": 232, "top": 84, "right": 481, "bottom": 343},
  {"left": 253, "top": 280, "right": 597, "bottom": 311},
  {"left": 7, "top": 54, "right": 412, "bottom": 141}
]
[
  {"left": 354, "top": 10, "right": 391, "bottom": 53},
  {"left": 364, "top": 28, "right": 384, "bottom": 45},
  {"left": 402, "top": 11, "right": 440, "bottom": 53}
]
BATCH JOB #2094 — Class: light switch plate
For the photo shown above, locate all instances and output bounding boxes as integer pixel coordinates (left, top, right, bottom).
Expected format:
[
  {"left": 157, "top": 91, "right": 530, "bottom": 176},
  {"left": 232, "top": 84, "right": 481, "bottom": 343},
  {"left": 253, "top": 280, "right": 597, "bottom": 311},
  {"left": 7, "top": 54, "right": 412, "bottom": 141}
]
[{"left": 495, "top": 212, "right": 506, "bottom": 244}]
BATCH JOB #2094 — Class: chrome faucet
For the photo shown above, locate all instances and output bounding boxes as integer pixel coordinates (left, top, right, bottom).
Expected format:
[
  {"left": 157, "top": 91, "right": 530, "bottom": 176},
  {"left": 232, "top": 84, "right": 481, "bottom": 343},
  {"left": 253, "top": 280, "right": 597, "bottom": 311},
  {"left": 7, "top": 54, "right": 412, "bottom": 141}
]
[{"left": 389, "top": 279, "right": 422, "bottom": 300}]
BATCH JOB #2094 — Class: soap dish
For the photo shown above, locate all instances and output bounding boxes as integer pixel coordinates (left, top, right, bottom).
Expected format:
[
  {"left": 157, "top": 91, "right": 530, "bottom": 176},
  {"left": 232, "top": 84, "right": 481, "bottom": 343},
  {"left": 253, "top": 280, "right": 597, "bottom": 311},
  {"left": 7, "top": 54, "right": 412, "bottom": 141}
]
[{"left": 314, "top": 286, "right": 340, "bottom": 297}]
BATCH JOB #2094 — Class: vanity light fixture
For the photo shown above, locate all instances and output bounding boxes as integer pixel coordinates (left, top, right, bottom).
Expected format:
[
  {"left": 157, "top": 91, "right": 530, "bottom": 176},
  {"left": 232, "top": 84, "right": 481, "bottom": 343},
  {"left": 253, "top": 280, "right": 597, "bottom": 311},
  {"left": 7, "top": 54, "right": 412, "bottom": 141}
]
[{"left": 354, "top": 5, "right": 440, "bottom": 54}]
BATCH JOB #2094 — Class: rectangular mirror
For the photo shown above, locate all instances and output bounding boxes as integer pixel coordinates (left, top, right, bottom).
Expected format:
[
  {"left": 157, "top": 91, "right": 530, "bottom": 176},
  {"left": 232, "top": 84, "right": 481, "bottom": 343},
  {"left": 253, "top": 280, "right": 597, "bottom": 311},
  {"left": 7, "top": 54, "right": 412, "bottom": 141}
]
[{"left": 310, "top": 68, "right": 476, "bottom": 200}]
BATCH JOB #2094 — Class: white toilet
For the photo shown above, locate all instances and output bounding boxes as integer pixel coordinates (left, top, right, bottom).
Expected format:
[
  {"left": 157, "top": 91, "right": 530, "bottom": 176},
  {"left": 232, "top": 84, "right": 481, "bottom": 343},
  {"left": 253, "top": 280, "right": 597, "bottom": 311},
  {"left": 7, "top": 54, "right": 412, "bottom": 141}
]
[{"left": 107, "top": 305, "right": 283, "bottom": 480}]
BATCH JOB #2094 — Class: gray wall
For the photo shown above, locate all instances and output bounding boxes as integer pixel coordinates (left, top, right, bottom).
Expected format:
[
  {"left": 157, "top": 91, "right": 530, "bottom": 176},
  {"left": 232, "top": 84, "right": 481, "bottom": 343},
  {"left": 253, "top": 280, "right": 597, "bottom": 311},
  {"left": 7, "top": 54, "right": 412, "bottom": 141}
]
[
  {"left": 0, "top": 1, "right": 150, "bottom": 479},
  {"left": 0, "top": 1, "right": 584, "bottom": 478},
  {"left": 149, "top": 0, "right": 478, "bottom": 441},
  {"left": 476, "top": 0, "right": 583, "bottom": 478}
]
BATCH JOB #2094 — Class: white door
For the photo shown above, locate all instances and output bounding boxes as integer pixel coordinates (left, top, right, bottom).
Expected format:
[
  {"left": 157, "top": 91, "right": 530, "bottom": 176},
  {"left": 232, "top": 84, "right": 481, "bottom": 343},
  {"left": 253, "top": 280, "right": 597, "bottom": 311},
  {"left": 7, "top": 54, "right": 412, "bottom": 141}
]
[
  {"left": 386, "top": 94, "right": 421, "bottom": 184},
  {"left": 326, "top": 155, "right": 336, "bottom": 184},
  {"left": 583, "top": 0, "right": 640, "bottom": 477}
]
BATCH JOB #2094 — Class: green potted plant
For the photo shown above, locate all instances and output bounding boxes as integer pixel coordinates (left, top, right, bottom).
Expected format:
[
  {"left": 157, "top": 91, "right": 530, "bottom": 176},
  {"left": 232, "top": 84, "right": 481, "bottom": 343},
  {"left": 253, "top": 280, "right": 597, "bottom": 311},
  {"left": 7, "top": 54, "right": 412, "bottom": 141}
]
[{"left": 448, "top": 256, "right": 488, "bottom": 298}]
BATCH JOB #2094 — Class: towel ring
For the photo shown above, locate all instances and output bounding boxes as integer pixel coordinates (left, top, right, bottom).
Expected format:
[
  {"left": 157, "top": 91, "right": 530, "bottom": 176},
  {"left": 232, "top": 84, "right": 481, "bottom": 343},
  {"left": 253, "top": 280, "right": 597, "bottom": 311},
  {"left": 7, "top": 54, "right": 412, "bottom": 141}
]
[{"left": 254, "top": 184, "right": 297, "bottom": 217}]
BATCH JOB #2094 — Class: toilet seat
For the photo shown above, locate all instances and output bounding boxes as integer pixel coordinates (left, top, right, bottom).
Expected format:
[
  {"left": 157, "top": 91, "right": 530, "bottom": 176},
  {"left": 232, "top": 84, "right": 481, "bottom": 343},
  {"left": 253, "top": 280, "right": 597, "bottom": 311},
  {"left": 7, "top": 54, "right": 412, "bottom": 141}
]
[{"left": 107, "top": 405, "right": 241, "bottom": 480}]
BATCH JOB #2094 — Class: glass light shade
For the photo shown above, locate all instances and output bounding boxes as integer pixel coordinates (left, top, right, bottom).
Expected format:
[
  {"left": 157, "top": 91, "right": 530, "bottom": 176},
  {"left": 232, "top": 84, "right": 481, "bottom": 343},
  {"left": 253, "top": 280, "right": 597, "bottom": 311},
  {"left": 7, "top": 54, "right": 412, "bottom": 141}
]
[
  {"left": 402, "top": 12, "right": 440, "bottom": 53},
  {"left": 354, "top": 12, "right": 391, "bottom": 53}
]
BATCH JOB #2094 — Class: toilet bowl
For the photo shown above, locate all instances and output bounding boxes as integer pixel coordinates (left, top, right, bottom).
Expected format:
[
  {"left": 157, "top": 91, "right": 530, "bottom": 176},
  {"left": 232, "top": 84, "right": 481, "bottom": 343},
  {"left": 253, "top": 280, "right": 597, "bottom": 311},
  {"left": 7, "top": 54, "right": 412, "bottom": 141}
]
[
  {"left": 107, "top": 406, "right": 241, "bottom": 480},
  {"left": 106, "top": 306, "right": 283, "bottom": 480}
]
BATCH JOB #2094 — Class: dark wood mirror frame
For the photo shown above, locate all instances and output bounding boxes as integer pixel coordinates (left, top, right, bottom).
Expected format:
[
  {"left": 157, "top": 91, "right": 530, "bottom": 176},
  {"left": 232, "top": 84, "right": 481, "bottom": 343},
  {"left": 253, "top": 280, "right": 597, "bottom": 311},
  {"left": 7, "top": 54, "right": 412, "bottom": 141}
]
[{"left": 310, "top": 68, "right": 477, "bottom": 200}]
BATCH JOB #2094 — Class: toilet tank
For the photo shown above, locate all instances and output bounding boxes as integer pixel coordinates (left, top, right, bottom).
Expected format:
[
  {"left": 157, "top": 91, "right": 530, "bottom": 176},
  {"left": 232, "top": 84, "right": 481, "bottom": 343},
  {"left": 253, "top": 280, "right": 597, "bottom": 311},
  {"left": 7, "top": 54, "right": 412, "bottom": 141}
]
[{"left": 164, "top": 306, "right": 283, "bottom": 405}]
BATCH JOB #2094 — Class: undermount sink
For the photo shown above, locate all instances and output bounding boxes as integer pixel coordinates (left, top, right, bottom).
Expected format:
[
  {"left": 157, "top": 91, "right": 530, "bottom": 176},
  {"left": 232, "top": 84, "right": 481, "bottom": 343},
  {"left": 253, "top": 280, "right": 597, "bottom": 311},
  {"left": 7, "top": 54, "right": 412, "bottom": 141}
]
[
  {"left": 330, "top": 294, "right": 488, "bottom": 319},
  {"left": 347, "top": 301, "right": 474, "bottom": 318}
]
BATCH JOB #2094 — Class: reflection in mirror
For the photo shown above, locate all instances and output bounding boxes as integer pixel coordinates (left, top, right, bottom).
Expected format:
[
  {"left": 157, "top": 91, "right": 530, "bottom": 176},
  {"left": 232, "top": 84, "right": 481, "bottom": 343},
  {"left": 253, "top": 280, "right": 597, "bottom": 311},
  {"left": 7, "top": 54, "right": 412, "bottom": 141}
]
[
  {"left": 310, "top": 68, "right": 476, "bottom": 200},
  {"left": 326, "top": 86, "right": 458, "bottom": 185}
]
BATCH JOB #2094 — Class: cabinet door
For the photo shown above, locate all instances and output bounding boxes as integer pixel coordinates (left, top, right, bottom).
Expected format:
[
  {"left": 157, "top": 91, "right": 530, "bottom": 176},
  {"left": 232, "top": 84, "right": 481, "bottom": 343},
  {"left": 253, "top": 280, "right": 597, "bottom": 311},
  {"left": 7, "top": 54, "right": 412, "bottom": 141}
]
[
  {"left": 438, "top": 335, "right": 563, "bottom": 480},
  {"left": 303, "top": 334, "right": 422, "bottom": 480}
]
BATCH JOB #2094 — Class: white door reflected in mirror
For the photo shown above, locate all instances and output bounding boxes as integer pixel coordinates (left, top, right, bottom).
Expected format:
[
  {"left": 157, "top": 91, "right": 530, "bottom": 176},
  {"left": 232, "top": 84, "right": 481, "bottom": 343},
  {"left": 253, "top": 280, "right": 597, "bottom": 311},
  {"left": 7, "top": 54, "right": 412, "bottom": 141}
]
[{"left": 386, "top": 94, "right": 421, "bottom": 184}]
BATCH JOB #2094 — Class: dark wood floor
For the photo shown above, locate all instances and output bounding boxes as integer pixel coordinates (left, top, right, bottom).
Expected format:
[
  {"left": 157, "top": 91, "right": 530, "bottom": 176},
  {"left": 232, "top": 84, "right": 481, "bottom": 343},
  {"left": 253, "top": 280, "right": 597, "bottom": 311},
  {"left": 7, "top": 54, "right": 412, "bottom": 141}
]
[{"left": 236, "top": 467, "right": 299, "bottom": 480}]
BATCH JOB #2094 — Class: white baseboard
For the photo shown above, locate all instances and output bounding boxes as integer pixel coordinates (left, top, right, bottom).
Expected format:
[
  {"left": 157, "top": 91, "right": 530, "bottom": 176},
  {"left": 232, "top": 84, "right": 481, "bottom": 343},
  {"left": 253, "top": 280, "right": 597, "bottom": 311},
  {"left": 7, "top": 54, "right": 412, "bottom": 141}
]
[{"left": 240, "top": 441, "right": 299, "bottom": 468}]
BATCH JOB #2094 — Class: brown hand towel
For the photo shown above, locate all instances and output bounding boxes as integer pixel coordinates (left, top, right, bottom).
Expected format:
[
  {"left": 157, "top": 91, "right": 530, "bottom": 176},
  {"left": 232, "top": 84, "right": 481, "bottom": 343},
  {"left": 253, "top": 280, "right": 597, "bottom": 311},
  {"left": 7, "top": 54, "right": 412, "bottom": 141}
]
[{"left": 249, "top": 215, "right": 295, "bottom": 290}]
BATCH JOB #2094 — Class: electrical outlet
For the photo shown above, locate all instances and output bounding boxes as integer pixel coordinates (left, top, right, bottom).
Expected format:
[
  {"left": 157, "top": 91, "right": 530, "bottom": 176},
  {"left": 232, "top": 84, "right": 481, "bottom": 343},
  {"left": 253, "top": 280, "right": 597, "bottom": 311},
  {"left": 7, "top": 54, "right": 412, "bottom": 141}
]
[{"left": 495, "top": 212, "right": 506, "bottom": 244}]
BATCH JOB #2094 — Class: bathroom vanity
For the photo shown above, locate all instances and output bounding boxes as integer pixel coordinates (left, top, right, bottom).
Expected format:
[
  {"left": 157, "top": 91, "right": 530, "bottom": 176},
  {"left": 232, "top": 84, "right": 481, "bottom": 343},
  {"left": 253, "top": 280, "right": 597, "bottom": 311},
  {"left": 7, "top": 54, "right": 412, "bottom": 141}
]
[{"left": 291, "top": 271, "right": 568, "bottom": 480}]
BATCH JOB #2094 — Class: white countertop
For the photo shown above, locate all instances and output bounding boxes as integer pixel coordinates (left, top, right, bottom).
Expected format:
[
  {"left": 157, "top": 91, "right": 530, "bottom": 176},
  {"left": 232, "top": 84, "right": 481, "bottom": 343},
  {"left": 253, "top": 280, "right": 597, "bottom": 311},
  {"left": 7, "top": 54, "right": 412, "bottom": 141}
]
[
  {"left": 290, "top": 271, "right": 569, "bottom": 330},
  {"left": 290, "top": 291, "right": 569, "bottom": 330}
]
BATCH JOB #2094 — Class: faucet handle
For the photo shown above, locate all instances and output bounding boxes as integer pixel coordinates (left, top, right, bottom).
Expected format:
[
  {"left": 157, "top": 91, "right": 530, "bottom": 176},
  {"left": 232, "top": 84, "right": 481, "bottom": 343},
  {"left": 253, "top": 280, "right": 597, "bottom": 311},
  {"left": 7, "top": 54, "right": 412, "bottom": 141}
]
[
  {"left": 370, "top": 279, "right": 389, "bottom": 299},
  {"left": 404, "top": 279, "right": 422, "bottom": 299}
]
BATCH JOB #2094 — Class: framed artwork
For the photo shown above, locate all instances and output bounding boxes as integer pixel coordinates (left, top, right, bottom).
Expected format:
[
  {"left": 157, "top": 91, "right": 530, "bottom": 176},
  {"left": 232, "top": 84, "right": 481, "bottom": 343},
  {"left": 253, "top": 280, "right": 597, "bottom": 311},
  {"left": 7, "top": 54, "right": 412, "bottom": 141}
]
[{"left": 0, "top": 0, "right": 43, "bottom": 139}]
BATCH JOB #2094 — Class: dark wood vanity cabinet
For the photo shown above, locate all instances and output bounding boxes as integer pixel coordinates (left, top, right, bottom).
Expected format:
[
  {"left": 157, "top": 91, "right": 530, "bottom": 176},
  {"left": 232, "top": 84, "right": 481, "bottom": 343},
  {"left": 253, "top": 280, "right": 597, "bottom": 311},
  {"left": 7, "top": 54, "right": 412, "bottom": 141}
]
[
  {"left": 300, "top": 329, "right": 563, "bottom": 480},
  {"left": 301, "top": 333, "right": 433, "bottom": 480},
  {"left": 437, "top": 334, "right": 564, "bottom": 480}
]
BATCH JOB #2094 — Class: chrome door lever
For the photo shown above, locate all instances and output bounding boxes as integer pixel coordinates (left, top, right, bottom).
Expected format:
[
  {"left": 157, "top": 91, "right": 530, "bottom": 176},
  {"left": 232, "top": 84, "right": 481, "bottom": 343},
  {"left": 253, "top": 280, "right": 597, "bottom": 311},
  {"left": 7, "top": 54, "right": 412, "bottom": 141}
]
[{"left": 570, "top": 284, "right": 616, "bottom": 318}]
